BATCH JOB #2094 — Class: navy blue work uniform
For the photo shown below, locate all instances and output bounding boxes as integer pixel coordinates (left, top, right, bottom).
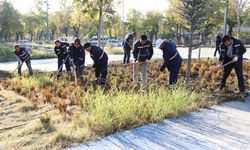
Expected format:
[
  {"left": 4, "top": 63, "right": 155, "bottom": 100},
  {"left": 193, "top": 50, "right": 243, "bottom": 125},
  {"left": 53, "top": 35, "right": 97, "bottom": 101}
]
[
  {"left": 220, "top": 37, "right": 246, "bottom": 92},
  {"left": 54, "top": 42, "right": 71, "bottom": 76},
  {"left": 90, "top": 45, "right": 108, "bottom": 85},
  {"left": 133, "top": 40, "right": 153, "bottom": 62},
  {"left": 214, "top": 34, "right": 222, "bottom": 57},
  {"left": 68, "top": 44, "right": 85, "bottom": 78},
  {"left": 14, "top": 47, "right": 33, "bottom": 76},
  {"left": 123, "top": 34, "right": 134, "bottom": 64},
  {"left": 160, "top": 41, "right": 182, "bottom": 85}
]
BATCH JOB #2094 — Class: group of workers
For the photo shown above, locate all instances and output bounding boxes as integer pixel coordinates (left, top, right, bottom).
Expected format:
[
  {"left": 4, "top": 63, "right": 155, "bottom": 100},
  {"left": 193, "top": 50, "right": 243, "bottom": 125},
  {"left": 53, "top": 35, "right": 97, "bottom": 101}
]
[{"left": 13, "top": 32, "right": 247, "bottom": 93}]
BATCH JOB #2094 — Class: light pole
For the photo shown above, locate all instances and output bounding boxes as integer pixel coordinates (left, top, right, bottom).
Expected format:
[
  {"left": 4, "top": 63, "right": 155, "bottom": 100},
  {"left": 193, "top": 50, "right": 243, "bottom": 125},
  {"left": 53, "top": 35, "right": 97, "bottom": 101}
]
[
  {"left": 223, "top": 0, "right": 229, "bottom": 36},
  {"left": 44, "top": 0, "right": 49, "bottom": 41},
  {"left": 122, "top": 0, "right": 125, "bottom": 41}
]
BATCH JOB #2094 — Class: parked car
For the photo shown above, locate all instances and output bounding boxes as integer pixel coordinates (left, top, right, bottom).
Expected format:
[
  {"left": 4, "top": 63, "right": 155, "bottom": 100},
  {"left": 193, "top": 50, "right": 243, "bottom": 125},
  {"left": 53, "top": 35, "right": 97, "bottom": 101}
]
[
  {"left": 89, "top": 35, "right": 109, "bottom": 45},
  {"left": 106, "top": 39, "right": 122, "bottom": 47}
]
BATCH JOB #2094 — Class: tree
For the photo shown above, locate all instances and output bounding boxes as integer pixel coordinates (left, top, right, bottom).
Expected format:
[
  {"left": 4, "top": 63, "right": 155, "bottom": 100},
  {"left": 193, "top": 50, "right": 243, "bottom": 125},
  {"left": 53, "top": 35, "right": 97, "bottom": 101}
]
[
  {"left": 49, "top": 14, "right": 57, "bottom": 40},
  {"left": 0, "top": 0, "right": 22, "bottom": 42},
  {"left": 144, "top": 11, "right": 163, "bottom": 41},
  {"left": 178, "top": 0, "right": 208, "bottom": 84},
  {"left": 231, "top": 0, "right": 249, "bottom": 38},
  {"left": 22, "top": 14, "right": 38, "bottom": 41},
  {"left": 33, "top": 0, "right": 47, "bottom": 40},
  {"left": 70, "top": 3, "right": 87, "bottom": 38},
  {"left": 126, "top": 9, "right": 144, "bottom": 35},
  {"left": 103, "top": 13, "right": 122, "bottom": 38},
  {"left": 74, "top": 0, "right": 114, "bottom": 47}
]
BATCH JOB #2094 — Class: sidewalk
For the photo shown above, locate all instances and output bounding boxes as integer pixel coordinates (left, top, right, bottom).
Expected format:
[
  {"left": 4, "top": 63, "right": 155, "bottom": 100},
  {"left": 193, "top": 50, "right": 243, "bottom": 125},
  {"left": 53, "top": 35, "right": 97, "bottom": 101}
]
[{"left": 67, "top": 94, "right": 250, "bottom": 150}]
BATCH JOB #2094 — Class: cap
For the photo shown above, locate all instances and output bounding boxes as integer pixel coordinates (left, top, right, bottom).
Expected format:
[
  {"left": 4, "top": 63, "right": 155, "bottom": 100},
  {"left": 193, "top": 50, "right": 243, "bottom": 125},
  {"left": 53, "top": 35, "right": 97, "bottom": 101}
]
[
  {"left": 54, "top": 39, "right": 60, "bottom": 44},
  {"left": 83, "top": 42, "right": 92, "bottom": 49},
  {"left": 222, "top": 35, "right": 231, "bottom": 43},
  {"left": 140, "top": 34, "right": 148, "bottom": 41},
  {"left": 74, "top": 39, "right": 81, "bottom": 45},
  {"left": 156, "top": 39, "right": 164, "bottom": 49}
]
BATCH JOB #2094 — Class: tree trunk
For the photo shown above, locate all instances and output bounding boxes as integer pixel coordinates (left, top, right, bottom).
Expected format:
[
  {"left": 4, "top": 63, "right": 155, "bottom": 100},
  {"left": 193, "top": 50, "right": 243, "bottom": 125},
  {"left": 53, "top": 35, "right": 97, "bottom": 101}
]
[
  {"left": 73, "top": 26, "right": 79, "bottom": 38},
  {"left": 98, "top": 1, "right": 103, "bottom": 49},
  {"left": 39, "top": 30, "right": 43, "bottom": 40},
  {"left": 237, "top": 12, "right": 240, "bottom": 39},
  {"left": 198, "top": 33, "right": 202, "bottom": 60},
  {"left": 16, "top": 33, "right": 19, "bottom": 43},
  {"left": 185, "top": 29, "right": 193, "bottom": 85}
]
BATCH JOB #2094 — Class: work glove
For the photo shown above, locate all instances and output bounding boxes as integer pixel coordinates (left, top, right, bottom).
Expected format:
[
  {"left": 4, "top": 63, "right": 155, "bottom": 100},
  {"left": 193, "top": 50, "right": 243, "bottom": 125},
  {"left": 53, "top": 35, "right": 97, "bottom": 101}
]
[{"left": 233, "top": 56, "right": 238, "bottom": 62}]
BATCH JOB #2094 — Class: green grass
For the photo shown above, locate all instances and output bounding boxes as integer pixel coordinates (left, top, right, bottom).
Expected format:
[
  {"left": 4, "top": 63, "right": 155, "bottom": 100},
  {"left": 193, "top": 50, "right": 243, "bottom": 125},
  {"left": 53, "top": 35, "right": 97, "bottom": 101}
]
[
  {"left": 16, "top": 73, "right": 70, "bottom": 89},
  {"left": 104, "top": 45, "right": 123, "bottom": 55},
  {"left": 0, "top": 44, "right": 14, "bottom": 62},
  {"left": 0, "top": 69, "right": 212, "bottom": 149},
  {"left": 0, "top": 44, "right": 56, "bottom": 62},
  {"left": 76, "top": 85, "right": 206, "bottom": 135},
  {"left": 31, "top": 49, "right": 56, "bottom": 60}
]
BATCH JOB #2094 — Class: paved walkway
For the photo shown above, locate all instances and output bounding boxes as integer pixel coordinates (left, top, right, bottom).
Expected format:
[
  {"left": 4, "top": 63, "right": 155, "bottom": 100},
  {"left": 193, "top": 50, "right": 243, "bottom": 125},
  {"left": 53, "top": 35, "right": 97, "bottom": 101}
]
[{"left": 68, "top": 94, "right": 250, "bottom": 150}]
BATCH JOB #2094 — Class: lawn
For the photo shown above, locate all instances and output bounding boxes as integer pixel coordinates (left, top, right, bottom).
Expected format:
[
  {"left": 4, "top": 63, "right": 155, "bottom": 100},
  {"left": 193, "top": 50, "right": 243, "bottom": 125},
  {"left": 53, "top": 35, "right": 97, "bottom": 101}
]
[
  {"left": 0, "top": 44, "right": 56, "bottom": 62},
  {"left": 0, "top": 59, "right": 249, "bottom": 149}
]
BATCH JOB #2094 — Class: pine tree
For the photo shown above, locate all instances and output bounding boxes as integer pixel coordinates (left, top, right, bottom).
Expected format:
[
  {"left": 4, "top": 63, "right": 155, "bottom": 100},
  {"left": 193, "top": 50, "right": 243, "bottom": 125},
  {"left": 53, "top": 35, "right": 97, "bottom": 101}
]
[{"left": 178, "top": 0, "right": 208, "bottom": 84}]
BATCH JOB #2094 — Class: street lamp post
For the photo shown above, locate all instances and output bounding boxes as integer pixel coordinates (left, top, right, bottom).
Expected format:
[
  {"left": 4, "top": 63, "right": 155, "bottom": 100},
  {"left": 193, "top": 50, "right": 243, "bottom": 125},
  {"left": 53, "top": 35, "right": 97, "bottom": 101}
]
[
  {"left": 44, "top": 0, "right": 49, "bottom": 41},
  {"left": 223, "top": 0, "right": 229, "bottom": 36},
  {"left": 122, "top": 0, "right": 125, "bottom": 41}
]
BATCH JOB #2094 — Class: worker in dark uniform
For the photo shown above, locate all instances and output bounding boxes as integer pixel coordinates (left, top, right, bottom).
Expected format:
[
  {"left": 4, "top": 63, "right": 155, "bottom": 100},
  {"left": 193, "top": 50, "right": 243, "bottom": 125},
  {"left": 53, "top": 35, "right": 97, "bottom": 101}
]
[
  {"left": 54, "top": 40, "right": 71, "bottom": 80},
  {"left": 214, "top": 32, "right": 222, "bottom": 57},
  {"left": 123, "top": 32, "right": 136, "bottom": 64},
  {"left": 83, "top": 42, "right": 108, "bottom": 85},
  {"left": 156, "top": 39, "right": 182, "bottom": 85},
  {"left": 219, "top": 35, "right": 246, "bottom": 93},
  {"left": 14, "top": 45, "right": 33, "bottom": 77},
  {"left": 133, "top": 34, "right": 153, "bottom": 86},
  {"left": 68, "top": 39, "right": 85, "bottom": 81}
]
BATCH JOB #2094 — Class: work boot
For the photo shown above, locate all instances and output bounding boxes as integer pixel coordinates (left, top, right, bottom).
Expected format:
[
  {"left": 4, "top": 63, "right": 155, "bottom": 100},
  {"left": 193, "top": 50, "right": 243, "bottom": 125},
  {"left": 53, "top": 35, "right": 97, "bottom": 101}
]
[
  {"left": 56, "top": 75, "right": 61, "bottom": 81},
  {"left": 99, "top": 78, "right": 106, "bottom": 86},
  {"left": 240, "top": 89, "right": 248, "bottom": 98},
  {"left": 219, "top": 86, "right": 228, "bottom": 94}
]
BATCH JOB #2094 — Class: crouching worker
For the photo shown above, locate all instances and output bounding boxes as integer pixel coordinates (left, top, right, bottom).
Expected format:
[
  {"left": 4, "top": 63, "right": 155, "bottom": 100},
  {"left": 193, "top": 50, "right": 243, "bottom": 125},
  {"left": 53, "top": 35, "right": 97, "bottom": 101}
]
[
  {"left": 83, "top": 42, "right": 108, "bottom": 85},
  {"left": 156, "top": 39, "right": 182, "bottom": 85},
  {"left": 133, "top": 34, "right": 153, "bottom": 86},
  {"left": 54, "top": 40, "right": 71, "bottom": 80},
  {"left": 14, "top": 45, "right": 33, "bottom": 77},
  {"left": 219, "top": 35, "right": 246, "bottom": 93},
  {"left": 68, "top": 39, "right": 85, "bottom": 82}
]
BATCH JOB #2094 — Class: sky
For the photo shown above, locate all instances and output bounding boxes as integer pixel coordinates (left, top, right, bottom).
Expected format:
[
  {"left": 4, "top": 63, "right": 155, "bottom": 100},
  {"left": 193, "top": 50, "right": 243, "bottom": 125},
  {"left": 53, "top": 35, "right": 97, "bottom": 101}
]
[{"left": 10, "top": 0, "right": 169, "bottom": 17}]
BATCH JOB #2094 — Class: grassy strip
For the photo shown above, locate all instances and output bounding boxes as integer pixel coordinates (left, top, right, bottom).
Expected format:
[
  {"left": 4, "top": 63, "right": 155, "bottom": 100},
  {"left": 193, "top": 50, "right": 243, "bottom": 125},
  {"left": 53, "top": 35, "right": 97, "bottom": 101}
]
[
  {"left": 0, "top": 44, "right": 13, "bottom": 62},
  {"left": 0, "top": 72, "right": 211, "bottom": 149},
  {"left": 104, "top": 45, "right": 124, "bottom": 55},
  {"left": 4, "top": 58, "right": 249, "bottom": 149},
  {"left": 0, "top": 44, "right": 56, "bottom": 62},
  {"left": 79, "top": 85, "right": 207, "bottom": 135}
]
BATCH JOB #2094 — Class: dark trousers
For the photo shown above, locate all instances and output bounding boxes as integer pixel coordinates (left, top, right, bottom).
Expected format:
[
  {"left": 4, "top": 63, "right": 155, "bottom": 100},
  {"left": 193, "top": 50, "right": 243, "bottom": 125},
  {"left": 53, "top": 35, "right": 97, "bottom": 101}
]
[
  {"left": 214, "top": 44, "right": 220, "bottom": 56},
  {"left": 95, "top": 55, "right": 108, "bottom": 85},
  {"left": 18, "top": 59, "right": 33, "bottom": 76},
  {"left": 75, "top": 66, "right": 84, "bottom": 78},
  {"left": 221, "top": 57, "right": 245, "bottom": 92},
  {"left": 123, "top": 48, "right": 131, "bottom": 64},
  {"left": 57, "top": 57, "right": 71, "bottom": 76},
  {"left": 167, "top": 57, "right": 182, "bottom": 85}
]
